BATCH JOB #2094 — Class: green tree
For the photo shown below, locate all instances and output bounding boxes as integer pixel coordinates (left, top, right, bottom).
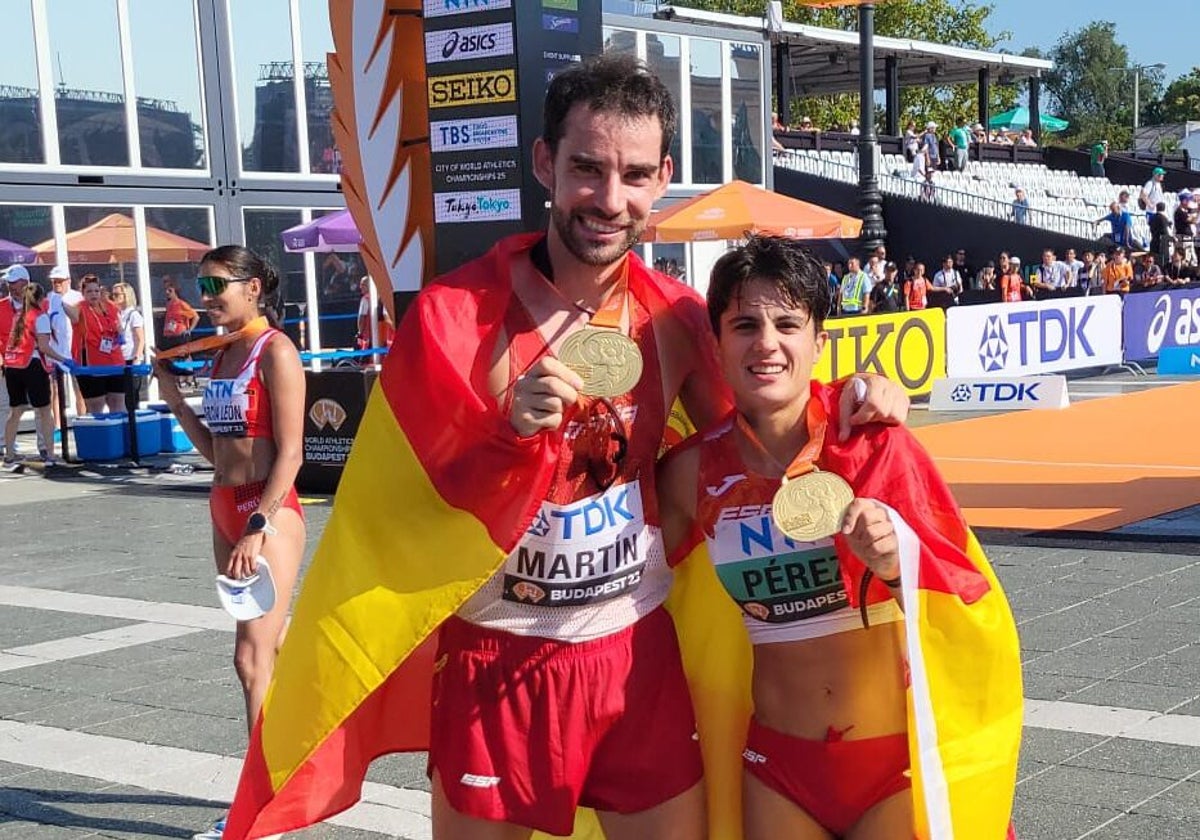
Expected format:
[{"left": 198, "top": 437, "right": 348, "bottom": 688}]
[
  {"left": 669, "top": 0, "right": 1018, "bottom": 132},
  {"left": 1146, "top": 67, "right": 1200, "bottom": 124},
  {"left": 1041, "top": 21, "right": 1161, "bottom": 149}
]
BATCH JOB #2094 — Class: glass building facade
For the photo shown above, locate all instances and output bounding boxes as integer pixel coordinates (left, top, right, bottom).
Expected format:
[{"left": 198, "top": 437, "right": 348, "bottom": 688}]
[{"left": 0, "top": 2, "right": 768, "bottom": 354}]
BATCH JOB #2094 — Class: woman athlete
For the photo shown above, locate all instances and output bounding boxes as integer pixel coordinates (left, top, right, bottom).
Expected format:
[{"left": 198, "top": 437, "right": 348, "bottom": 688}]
[
  {"left": 154, "top": 246, "right": 304, "bottom": 840},
  {"left": 659, "top": 236, "right": 1003, "bottom": 840}
]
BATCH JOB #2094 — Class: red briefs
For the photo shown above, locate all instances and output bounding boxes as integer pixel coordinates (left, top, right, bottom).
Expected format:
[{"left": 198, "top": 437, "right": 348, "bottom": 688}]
[
  {"left": 429, "top": 607, "right": 703, "bottom": 836},
  {"left": 208, "top": 480, "right": 303, "bottom": 544},
  {"left": 743, "top": 717, "right": 912, "bottom": 837}
]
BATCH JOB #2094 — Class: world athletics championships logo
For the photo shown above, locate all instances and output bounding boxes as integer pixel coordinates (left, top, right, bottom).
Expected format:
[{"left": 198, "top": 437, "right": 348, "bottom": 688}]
[{"left": 978, "top": 314, "right": 1009, "bottom": 372}]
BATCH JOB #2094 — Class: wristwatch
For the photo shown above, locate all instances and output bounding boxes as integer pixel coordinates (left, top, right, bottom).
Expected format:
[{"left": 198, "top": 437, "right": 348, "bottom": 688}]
[{"left": 244, "top": 512, "right": 277, "bottom": 537}]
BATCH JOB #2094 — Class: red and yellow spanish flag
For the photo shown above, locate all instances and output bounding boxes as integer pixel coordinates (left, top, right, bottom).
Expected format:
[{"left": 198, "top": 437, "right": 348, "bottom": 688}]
[
  {"left": 223, "top": 234, "right": 718, "bottom": 840},
  {"left": 666, "top": 382, "right": 1024, "bottom": 840}
]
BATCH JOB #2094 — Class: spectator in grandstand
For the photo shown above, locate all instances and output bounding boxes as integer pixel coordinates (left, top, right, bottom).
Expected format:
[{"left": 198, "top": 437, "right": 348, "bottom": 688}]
[
  {"left": 1078, "top": 251, "right": 1097, "bottom": 295},
  {"left": 904, "top": 262, "right": 929, "bottom": 310},
  {"left": 1031, "top": 249, "right": 1069, "bottom": 298},
  {"left": 1140, "top": 167, "right": 1166, "bottom": 215},
  {"left": 972, "top": 123, "right": 987, "bottom": 147},
  {"left": 912, "top": 143, "right": 936, "bottom": 201},
  {"left": 1097, "top": 201, "right": 1136, "bottom": 249},
  {"left": 902, "top": 255, "right": 917, "bottom": 282},
  {"left": 1166, "top": 250, "right": 1195, "bottom": 284},
  {"left": 998, "top": 253, "right": 1024, "bottom": 302},
  {"left": 922, "top": 121, "right": 940, "bottom": 168},
  {"left": 798, "top": 115, "right": 815, "bottom": 132},
  {"left": 1019, "top": 129, "right": 1037, "bottom": 147},
  {"left": 949, "top": 117, "right": 970, "bottom": 172},
  {"left": 991, "top": 129, "right": 1013, "bottom": 146},
  {"left": 1173, "top": 191, "right": 1196, "bottom": 264},
  {"left": 952, "top": 249, "right": 974, "bottom": 284},
  {"left": 1149, "top": 201, "right": 1173, "bottom": 264},
  {"left": 1062, "top": 248, "right": 1084, "bottom": 289},
  {"left": 866, "top": 253, "right": 886, "bottom": 288},
  {"left": 930, "top": 255, "right": 963, "bottom": 307},
  {"left": 1134, "top": 253, "right": 1165, "bottom": 290},
  {"left": 839, "top": 256, "right": 870, "bottom": 315},
  {"left": 975, "top": 261, "right": 996, "bottom": 292},
  {"left": 1103, "top": 248, "right": 1134, "bottom": 294},
  {"left": 869, "top": 262, "right": 905, "bottom": 313},
  {"left": 1013, "top": 188, "right": 1030, "bottom": 225},
  {"left": 938, "top": 132, "right": 955, "bottom": 172},
  {"left": 824, "top": 261, "right": 840, "bottom": 311},
  {"left": 1090, "top": 140, "right": 1109, "bottom": 178},
  {"left": 903, "top": 121, "right": 919, "bottom": 162},
  {"left": 771, "top": 111, "right": 787, "bottom": 133}
]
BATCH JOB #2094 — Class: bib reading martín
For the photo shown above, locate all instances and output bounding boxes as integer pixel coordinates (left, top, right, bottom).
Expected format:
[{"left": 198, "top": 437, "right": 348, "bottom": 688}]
[{"left": 458, "top": 479, "right": 672, "bottom": 641}]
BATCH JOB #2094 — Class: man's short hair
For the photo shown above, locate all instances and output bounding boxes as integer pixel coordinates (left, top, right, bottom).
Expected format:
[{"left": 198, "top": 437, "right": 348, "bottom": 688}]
[
  {"left": 707, "top": 235, "right": 833, "bottom": 334},
  {"left": 542, "top": 53, "right": 677, "bottom": 161}
]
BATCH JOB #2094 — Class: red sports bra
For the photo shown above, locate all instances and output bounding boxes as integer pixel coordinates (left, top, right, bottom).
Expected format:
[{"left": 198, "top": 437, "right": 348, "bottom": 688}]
[{"left": 202, "top": 329, "right": 279, "bottom": 439}]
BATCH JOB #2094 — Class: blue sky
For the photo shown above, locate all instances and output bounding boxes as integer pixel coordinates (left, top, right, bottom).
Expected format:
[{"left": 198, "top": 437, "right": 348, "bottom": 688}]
[{"left": 986, "top": 0, "right": 1197, "bottom": 85}]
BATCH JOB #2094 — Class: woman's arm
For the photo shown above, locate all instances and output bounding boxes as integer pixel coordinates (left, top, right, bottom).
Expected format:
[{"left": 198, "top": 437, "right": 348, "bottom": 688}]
[
  {"left": 35, "top": 332, "right": 72, "bottom": 366},
  {"left": 251, "top": 336, "right": 306, "bottom": 521},
  {"left": 184, "top": 301, "right": 201, "bottom": 332},
  {"left": 153, "top": 359, "right": 214, "bottom": 463},
  {"left": 657, "top": 445, "right": 701, "bottom": 560}
]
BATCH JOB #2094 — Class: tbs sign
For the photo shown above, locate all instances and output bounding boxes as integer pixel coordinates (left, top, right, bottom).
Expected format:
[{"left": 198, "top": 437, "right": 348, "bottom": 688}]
[
  {"left": 930, "top": 376, "right": 1069, "bottom": 411},
  {"left": 947, "top": 297, "right": 1122, "bottom": 377}
]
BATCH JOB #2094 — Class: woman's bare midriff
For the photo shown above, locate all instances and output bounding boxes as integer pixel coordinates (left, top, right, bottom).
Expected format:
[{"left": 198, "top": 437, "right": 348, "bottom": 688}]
[
  {"left": 751, "top": 620, "right": 908, "bottom": 740},
  {"left": 212, "top": 437, "right": 276, "bottom": 487}
]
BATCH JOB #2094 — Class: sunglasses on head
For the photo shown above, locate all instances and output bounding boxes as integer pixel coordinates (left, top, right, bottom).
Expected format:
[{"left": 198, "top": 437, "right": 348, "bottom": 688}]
[{"left": 197, "top": 275, "right": 252, "bottom": 296}]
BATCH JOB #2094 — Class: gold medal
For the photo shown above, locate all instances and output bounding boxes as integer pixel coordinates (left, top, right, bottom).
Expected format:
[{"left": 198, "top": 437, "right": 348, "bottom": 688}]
[
  {"left": 772, "top": 468, "right": 855, "bottom": 542},
  {"left": 559, "top": 326, "right": 644, "bottom": 397}
]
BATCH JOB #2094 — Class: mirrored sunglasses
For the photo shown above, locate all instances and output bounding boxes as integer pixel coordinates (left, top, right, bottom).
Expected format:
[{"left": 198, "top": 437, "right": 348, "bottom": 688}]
[{"left": 197, "top": 275, "right": 252, "bottom": 296}]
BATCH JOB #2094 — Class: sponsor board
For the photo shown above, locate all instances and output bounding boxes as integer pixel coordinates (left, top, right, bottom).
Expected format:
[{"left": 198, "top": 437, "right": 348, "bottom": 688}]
[
  {"left": 542, "top": 13, "right": 580, "bottom": 33},
  {"left": 429, "top": 114, "right": 519, "bottom": 153},
  {"left": 542, "top": 0, "right": 579, "bottom": 9},
  {"left": 1156, "top": 345, "right": 1200, "bottom": 375},
  {"left": 434, "top": 188, "right": 522, "bottom": 223},
  {"left": 1121, "top": 288, "right": 1200, "bottom": 361},
  {"left": 946, "top": 296, "right": 1122, "bottom": 377},
  {"left": 425, "top": 22, "right": 514, "bottom": 64},
  {"left": 813, "top": 309, "right": 945, "bottom": 396},
  {"left": 428, "top": 69, "right": 516, "bottom": 108},
  {"left": 432, "top": 151, "right": 520, "bottom": 189},
  {"left": 423, "top": 0, "right": 511, "bottom": 18},
  {"left": 929, "top": 375, "right": 1069, "bottom": 411}
]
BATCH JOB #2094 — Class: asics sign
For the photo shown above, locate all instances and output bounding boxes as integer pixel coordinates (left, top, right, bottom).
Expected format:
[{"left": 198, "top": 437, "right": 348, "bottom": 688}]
[
  {"left": 947, "top": 297, "right": 1122, "bottom": 376},
  {"left": 1121, "top": 288, "right": 1200, "bottom": 361},
  {"left": 425, "top": 23, "right": 513, "bottom": 64}
]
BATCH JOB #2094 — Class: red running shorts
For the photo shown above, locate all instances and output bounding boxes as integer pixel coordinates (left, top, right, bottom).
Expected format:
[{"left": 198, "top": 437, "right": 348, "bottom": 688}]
[
  {"left": 209, "top": 480, "right": 303, "bottom": 545},
  {"left": 429, "top": 607, "right": 703, "bottom": 836},
  {"left": 743, "top": 717, "right": 912, "bottom": 837}
]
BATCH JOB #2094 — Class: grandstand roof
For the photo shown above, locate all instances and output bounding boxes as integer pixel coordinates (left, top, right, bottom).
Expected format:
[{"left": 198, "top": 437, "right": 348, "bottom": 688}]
[{"left": 654, "top": 5, "right": 1052, "bottom": 96}]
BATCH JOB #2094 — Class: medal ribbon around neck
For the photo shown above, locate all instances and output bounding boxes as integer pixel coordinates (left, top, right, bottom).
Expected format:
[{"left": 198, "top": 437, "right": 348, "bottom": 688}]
[
  {"left": 736, "top": 397, "right": 854, "bottom": 542},
  {"left": 558, "top": 257, "right": 644, "bottom": 398},
  {"left": 155, "top": 315, "right": 270, "bottom": 360}
]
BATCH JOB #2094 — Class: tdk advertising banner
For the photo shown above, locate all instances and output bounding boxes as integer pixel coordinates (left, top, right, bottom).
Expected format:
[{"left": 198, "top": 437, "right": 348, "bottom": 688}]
[
  {"left": 930, "top": 375, "right": 1070, "bottom": 411},
  {"left": 946, "top": 297, "right": 1122, "bottom": 377}
]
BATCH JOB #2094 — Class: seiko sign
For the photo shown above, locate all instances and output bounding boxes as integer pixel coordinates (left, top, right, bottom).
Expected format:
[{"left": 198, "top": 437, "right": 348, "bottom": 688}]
[
  {"left": 425, "top": 23, "right": 513, "bottom": 65},
  {"left": 812, "top": 309, "right": 946, "bottom": 395},
  {"left": 429, "top": 115, "right": 519, "bottom": 153},
  {"left": 930, "top": 376, "right": 1069, "bottom": 411},
  {"left": 423, "top": 0, "right": 511, "bottom": 19},
  {"left": 947, "top": 297, "right": 1122, "bottom": 377},
  {"left": 428, "top": 70, "right": 516, "bottom": 108}
]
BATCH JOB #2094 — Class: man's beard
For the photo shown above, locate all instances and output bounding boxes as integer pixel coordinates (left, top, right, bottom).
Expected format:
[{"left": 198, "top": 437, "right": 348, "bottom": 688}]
[{"left": 550, "top": 205, "right": 642, "bottom": 267}]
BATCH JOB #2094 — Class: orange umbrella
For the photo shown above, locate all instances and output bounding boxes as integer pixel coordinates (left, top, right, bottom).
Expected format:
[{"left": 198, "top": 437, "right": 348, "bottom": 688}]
[
  {"left": 32, "top": 213, "right": 211, "bottom": 264},
  {"left": 643, "top": 180, "right": 862, "bottom": 243}
]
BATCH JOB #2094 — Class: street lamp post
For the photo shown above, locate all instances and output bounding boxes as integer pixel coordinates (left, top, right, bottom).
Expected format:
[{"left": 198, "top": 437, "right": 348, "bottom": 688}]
[
  {"left": 1126, "top": 62, "right": 1165, "bottom": 137},
  {"left": 857, "top": 2, "right": 886, "bottom": 255}
]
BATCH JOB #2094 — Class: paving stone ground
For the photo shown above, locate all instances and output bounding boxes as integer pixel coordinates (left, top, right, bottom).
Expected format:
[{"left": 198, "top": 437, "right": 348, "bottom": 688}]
[{"left": 0, "top": 439, "right": 1197, "bottom": 839}]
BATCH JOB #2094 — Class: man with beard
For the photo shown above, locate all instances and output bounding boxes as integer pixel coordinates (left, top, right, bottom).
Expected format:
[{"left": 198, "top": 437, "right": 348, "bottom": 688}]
[{"left": 409, "top": 54, "right": 911, "bottom": 840}]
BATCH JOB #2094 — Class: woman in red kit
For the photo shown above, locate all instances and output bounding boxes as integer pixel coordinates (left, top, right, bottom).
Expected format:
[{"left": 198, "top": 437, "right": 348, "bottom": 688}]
[
  {"left": 154, "top": 246, "right": 304, "bottom": 840},
  {"left": 65, "top": 274, "right": 126, "bottom": 413},
  {"left": 659, "top": 235, "right": 1020, "bottom": 840}
]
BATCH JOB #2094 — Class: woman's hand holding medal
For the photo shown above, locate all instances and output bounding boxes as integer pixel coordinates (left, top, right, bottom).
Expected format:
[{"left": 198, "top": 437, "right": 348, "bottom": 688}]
[
  {"left": 840, "top": 498, "right": 901, "bottom": 581},
  {"left": 509, "top": 356, "right": 585, "bottom": 437}
]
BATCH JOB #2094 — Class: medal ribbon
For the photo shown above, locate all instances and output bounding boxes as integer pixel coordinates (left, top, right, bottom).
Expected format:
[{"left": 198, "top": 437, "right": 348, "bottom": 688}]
[
  {"left": 583, "top": 256, "right": 630, "bottom": 330},
  {"left": 735, "top": 396, "right": 828, "bottom": 484},
  {"left": 156, "top": 315, "right": 270, "bottom": 360}
]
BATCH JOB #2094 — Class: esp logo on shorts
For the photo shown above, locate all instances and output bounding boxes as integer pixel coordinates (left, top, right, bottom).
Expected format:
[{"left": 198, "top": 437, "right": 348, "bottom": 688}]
[{"left": 308, "top": 398, "right": 348, "bottom": 431}]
